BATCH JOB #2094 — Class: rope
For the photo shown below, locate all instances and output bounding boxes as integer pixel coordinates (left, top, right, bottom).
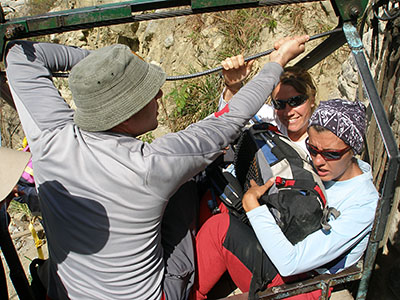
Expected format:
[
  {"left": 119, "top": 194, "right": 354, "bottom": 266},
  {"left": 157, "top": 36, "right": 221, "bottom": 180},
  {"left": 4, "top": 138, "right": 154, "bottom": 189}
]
[
  {"left": 43, "top": 28, "right": 343, "bottom": 81},
  {"left": 0, "top": 28, "right": 342, "bottom": 79},
  {"left": 166, "top": 28, "right": 343, "bottom": 81}
]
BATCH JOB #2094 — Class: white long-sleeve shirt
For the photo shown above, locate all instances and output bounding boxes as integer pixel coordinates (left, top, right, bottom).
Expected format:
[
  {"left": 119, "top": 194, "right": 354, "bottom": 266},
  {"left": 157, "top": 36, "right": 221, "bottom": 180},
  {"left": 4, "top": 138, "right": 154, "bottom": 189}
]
[{"left": 247, "top": 159, "right": 378, "bottom": 276}]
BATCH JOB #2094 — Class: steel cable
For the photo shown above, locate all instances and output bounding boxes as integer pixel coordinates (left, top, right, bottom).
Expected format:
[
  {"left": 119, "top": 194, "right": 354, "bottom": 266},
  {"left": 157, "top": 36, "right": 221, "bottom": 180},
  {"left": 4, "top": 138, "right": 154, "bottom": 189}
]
[
  {"left": 43, "top": 27, "right": 342, "bottom": 81},
  {"left": 166, "top": 28, "right": 343, "bottom": 81}
]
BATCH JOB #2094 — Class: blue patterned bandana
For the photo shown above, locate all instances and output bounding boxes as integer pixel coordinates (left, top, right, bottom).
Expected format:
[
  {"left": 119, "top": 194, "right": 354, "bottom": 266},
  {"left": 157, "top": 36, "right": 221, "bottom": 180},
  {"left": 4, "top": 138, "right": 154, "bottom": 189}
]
[{"left": 309, "top": 99, "right": 366, "bottom": 154}]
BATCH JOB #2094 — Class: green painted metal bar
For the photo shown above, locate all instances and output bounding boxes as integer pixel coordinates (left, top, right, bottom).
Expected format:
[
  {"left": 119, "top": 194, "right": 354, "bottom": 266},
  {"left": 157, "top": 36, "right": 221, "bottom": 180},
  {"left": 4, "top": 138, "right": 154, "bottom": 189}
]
[
  {"left": 0, "top": 0, "right": 268, "bottom": 60},
  {"left": 0, "top": 0, "right": 368, "bottom": 61},
  {"left": 0, "top": 0, "right": 188, "bottom": 38},
  {"left": 23, "top": 0, "right": 187, "bottom": 30},
  {"left": 330, "top": 0, "right": 368, "bottom": 20},
  {"left": 192, "top": 0, "right": 258, "bottom": 9}
]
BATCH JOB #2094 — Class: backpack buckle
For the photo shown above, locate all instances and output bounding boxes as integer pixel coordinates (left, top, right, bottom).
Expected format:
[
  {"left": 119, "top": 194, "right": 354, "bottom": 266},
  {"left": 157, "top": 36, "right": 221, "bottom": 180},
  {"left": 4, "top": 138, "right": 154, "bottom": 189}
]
[{"left": 275, "top": 176, "right": 284, "bottom": 186}]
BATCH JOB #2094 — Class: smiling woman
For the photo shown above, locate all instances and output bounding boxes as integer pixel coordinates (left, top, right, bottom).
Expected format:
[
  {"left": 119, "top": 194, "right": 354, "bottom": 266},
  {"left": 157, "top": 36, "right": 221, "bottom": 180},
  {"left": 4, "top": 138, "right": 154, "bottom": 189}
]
[
  {"left": 272, "top": 73, "right": 316, "bottom": 143},
  {"left": 271, "top": 94, "right": 309, "bottom": 110},
  {"left": 218, "top": 58, "right": 317, "bottom": 153}
]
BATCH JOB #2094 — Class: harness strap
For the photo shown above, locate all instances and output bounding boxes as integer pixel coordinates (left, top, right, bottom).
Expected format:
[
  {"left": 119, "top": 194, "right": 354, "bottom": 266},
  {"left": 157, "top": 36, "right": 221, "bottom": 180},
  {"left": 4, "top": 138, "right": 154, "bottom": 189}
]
[
  {"left": 314, "top": 185, "right": 327, "bottom": 206},
  {"left": 29, "top": 219, "right": 45, "bottom": 260},
  {"left": 275, "top": 176, "right": 327, "bottom": 206},
  {"left": 251, "top": 122, "right": 280, "bottom": 133}
]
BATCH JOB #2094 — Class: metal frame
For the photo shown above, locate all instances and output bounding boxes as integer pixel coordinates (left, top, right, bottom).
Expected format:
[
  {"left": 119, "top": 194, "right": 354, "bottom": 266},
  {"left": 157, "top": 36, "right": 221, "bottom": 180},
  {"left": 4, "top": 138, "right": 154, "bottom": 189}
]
[
  {"left": 295, "top": 25, "right": 346, "bottom": 70},
  {"left": 224, "top": 262, "right": 364, "bottom": 299},
  {"left": 222, "top": 20, "right": 400, "bottom": 300},
  {"left": 0, "top": 1, "right": 398, "bottom": 299},
  {"left": 0, "top": 0, "right": 367, "bottom": 61},
  {"left": 343, "top": 21, "right": 400, "bottom": 300},
  {"left": 0, "top": 0, "right": 321, "bottom": 60}
]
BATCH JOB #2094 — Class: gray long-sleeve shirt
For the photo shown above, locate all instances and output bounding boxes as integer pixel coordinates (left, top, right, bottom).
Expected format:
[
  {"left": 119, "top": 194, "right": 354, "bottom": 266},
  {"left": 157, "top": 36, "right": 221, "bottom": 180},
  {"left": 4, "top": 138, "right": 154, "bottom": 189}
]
[{"left": 5, "top": 40, "right": 282, "bottom": 299}]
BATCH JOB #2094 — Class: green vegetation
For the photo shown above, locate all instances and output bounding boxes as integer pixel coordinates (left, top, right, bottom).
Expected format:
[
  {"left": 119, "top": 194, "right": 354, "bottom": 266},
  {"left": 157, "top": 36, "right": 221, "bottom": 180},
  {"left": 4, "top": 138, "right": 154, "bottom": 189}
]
[
  {"left": 214, "top": 8, "right": 276, "bottom": 60},
  {"left": 139, "top": 132, "right": 155, "bottom": 143},
  {"left": 167, "top": 74, "right": 221, "bottom": 132},
  {"left": 8, "top": 200, "right": 32, "bottom": 218},
  {"left": 167, "top": 8, "right": 277, "bottom": 132}
]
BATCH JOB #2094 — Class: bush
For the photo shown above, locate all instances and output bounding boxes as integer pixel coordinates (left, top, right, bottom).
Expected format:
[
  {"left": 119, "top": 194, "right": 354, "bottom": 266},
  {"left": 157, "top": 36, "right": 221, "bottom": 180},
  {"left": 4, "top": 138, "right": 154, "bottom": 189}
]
[
  {"left": 167, "top": 74, "right": 221, "bottom": 132},
  {"left": 167, "top": 8, "right": 277, "bottom": 131}
]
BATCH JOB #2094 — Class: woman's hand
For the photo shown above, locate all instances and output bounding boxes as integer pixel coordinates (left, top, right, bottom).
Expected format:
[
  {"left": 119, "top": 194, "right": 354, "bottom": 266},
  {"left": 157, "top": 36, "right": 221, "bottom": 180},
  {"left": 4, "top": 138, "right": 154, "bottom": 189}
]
[
  {"left": 242, "top": 178, "right": 274, "bottom": 212},
  {"left": 269, "top": 35, "right": 309, "bottom": 67},
  {"left": 221, "top": 55, "right": 254, "bottom": 101}
]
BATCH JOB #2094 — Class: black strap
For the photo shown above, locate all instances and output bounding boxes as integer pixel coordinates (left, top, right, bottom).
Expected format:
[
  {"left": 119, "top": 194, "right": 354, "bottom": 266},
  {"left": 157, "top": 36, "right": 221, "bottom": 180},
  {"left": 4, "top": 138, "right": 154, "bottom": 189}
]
[{"left": 29, "top": 258, "right": 47, "bottom": 300}]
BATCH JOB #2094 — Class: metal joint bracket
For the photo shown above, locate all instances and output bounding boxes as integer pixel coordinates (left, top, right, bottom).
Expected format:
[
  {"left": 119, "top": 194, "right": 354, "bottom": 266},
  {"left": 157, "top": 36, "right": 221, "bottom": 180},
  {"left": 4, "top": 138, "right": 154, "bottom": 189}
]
[{"left": 343, "top": 22, "right": 363, "bottom": 51}]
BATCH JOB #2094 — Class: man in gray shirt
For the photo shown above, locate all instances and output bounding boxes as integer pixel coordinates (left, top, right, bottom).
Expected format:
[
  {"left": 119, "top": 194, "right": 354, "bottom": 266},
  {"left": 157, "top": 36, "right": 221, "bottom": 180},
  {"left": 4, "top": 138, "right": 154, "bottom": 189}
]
[{"left": 5, "top": 36, "right": 308, "bottom": 299}]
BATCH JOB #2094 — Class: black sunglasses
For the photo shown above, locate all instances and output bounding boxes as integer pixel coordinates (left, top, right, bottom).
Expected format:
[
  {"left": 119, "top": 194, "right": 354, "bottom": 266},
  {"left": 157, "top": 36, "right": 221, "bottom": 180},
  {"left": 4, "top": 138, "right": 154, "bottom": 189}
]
[
  {"left": 271, "top": 95, "right": 308, "bottom": 110},
  {"left": 305, "top": 137, "right": 352, "bottom": 161}
]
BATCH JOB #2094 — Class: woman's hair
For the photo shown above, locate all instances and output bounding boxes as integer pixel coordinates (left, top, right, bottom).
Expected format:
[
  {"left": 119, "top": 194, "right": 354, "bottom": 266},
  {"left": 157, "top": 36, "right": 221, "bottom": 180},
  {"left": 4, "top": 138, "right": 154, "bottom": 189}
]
[
  {"left": 309, "top": 124, "right": 328, "bottom": 133},
  {"left": 280, "top": 66, "right": 317, "bottom": 110}
]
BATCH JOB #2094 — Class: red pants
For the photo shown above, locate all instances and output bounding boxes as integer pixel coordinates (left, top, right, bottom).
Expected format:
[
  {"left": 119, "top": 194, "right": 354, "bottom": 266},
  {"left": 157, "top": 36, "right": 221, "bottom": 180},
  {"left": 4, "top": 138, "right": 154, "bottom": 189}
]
[
  {"left": 194, "top": 212, "right": 331, "bottom": 300},
  {"left": 198, "top": 190, "right": 228, "bottom": 227}
]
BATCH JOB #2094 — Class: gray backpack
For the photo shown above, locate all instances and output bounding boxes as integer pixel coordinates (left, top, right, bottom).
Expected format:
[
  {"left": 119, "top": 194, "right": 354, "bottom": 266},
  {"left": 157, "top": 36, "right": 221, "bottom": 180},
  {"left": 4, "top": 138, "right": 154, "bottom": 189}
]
[{"left": 207, "top": 122, "right": 339, "bottom": 244}]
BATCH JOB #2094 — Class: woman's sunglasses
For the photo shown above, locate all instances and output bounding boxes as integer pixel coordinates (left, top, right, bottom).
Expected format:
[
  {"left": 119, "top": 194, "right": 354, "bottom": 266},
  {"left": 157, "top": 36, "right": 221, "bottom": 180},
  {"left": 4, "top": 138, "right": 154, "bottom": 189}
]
[
  {"left": 305, "top": 138, "right": 352, "bottom": 161},
  {"left": 271, "top": 95, "right": 308, "bottom": 110}
]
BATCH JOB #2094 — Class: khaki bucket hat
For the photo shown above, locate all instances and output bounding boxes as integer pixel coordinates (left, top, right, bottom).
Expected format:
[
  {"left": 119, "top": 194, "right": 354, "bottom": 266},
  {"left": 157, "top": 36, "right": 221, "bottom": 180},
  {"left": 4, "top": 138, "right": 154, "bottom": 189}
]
[
  {"left": 0, "top": 147, "right": 31, "bottom": 201},
  {"left": 70, "top": 44, "right": 166, "bottom": 132}
]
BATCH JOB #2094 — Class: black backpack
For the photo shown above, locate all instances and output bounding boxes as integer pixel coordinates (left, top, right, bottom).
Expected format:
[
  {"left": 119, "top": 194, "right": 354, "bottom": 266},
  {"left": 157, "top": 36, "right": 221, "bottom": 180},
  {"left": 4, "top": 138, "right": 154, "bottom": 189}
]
[{"left": 206, "top": 122, "right": 339, "bottom": 245}]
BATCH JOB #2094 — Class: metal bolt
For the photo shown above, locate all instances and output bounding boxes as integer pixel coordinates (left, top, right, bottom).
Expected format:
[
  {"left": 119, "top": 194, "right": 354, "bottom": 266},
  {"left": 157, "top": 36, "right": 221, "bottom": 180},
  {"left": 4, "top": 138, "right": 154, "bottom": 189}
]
[
  {"left": 5, "top": 24, "right": 25, "bottom": 39},
  {"left": 350, "top": 6, "right": 360, "bottom": 18}
]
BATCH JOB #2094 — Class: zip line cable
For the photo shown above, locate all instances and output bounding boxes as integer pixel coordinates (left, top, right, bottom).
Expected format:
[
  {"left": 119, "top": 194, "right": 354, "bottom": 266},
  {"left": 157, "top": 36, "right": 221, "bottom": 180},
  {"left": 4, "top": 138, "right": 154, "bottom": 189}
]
[
  {"left": 0, "top": 28, "right": 342, "bottom": 81},
  {"left": 166, "top": 27, "right": 343, "bottom": 81}
]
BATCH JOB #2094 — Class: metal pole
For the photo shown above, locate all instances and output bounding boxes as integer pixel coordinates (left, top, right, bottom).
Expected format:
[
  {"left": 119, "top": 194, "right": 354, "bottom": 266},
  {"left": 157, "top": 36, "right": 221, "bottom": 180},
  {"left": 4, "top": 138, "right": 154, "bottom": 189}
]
[
  {"left": 342, "top": 21, "right": 400, "bottom": 300},
  {"left": 0, "top": 205, "right": 34, "bottom": 300}
]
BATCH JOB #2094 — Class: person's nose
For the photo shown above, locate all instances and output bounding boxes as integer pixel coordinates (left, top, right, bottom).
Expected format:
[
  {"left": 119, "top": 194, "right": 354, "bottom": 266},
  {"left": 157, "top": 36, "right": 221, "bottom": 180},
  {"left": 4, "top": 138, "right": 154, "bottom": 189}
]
[
  {"left": 283, "top": 104, "right": 295, "bottom": 116},
  {"left": 313, "top": 153, "right": 326, "bottom": 166}
]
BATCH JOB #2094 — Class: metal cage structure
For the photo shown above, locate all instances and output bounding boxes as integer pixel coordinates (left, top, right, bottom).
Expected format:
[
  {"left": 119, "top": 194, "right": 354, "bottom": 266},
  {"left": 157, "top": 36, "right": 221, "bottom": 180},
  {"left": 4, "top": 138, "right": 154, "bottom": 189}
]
[{"left": 0, "top": 0, "right": 398, "bottom": 299}]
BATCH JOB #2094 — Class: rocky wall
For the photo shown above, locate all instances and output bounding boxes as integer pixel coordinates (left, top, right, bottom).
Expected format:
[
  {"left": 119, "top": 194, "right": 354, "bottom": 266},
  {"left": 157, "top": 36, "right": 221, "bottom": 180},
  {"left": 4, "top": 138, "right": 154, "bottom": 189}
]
[{"left": 0, "top": 0, "right": 345, "bottom": 146}]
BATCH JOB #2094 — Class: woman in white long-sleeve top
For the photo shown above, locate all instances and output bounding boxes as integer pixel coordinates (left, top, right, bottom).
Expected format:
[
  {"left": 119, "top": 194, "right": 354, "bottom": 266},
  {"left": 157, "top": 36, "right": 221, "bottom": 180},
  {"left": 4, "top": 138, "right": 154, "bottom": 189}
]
[{"left": 195, "top": 99, "right": 378, "bottom": 300}]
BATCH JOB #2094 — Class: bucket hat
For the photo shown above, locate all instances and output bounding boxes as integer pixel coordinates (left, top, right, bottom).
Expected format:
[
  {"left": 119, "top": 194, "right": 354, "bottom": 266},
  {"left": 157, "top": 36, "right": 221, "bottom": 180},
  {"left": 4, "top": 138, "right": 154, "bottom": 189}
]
[
  {"left": 0, "top": 147, "right": 31, "bottom": 201},
  {"left": 70, "top": 44, "right": 166, "bottom": 131}
]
